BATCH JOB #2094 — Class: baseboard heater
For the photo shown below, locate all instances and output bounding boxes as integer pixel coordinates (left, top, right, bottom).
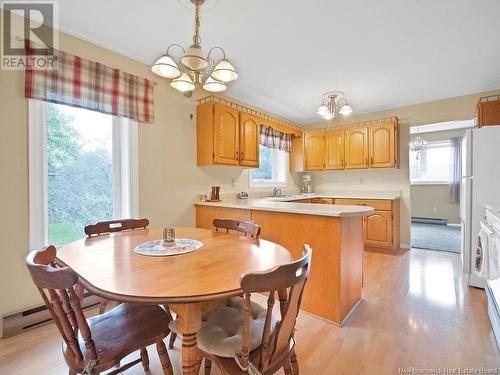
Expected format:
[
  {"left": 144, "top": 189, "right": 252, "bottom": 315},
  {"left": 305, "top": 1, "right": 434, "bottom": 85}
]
[
  {"left": 411, "top": 217, "right": 448, "bottom": 225},
  {"left": 2, "top": 293, "right": 101, "bottom": 338}
]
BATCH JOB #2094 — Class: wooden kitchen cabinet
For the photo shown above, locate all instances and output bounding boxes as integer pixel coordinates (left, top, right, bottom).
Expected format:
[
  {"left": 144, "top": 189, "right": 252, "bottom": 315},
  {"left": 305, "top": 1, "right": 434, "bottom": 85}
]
[
  {"left": 197, "top": 97, "right": 301, "bottom": 167},
  {"left": 345, "top": 126, "right": 369, "bottom": 169},
  {"left": 364, "top": 211, "right": 392, "bottom": 248},
  {"left": 476, "top": 96, "right": 500, "bottom": 127},
  {"left": 197, "top": 102, "right": 240, "bottom": 166},
  {"left": 304, "top": 131, "right": 325, "bottom": 170},
  {"left": 335, "top": 198, "right": 400, "bottom": 249},
  {"left": 325, "top": 129, "right": 345, "bottom": 169},
  {"left": 311, "top": 198, "right": 334, "bottom": 204},
  {"left": 239, "top": 112, "right": 260, "bottom": 167},
  {"left": 369, "top": 120, "right": 398, "bottom": 168}
]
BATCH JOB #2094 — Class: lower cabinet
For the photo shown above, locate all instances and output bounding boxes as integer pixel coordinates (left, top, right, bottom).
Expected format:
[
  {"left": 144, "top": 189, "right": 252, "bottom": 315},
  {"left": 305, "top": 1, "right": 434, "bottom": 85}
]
[
  {"left": 364, "top": 211, "right": 393, "bottom": 248},
  {"left": 333, "top": 198, "right": 400, "bottom": 250}
]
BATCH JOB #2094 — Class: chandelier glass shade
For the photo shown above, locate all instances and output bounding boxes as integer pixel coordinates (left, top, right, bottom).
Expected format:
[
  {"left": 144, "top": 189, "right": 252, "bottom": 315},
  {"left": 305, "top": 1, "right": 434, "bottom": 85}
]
[
  {"left": 317, "top": 92, "right": 353, "bottom": 120},
  {"left": 151, "top": 0, "right": 238, "bottom": 94},
  {"left": 170, "top": 72, "right": 196, "bottom": 93}
]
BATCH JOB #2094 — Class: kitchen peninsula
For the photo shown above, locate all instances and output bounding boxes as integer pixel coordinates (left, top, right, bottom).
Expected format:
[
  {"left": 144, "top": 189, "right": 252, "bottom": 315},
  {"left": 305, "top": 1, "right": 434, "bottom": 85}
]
[{"left": 195, "top": 196, "right": 375, "bottom": 325}]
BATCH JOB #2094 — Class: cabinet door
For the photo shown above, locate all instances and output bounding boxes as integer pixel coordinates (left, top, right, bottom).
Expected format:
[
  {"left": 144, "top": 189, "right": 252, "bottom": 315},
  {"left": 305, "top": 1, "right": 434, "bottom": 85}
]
[
  {"left": 304, "top": 132, "right": 325, "bottom": 170},
  {"left": 239, "top": 113, "right": 260, "bottom": 167},
  {"left": 345, "top": 126, "right": 368, "bottom": 169},
  {"left": 369, "top": 122, "right": 396, "bottom": 168},
  {"left": 365, "top": 210, "right": 393, "bottom": 248},
  {"left": 213, "top": 103, "right": 239, "bottom": 165},
  {"left": 325, "top": 129, "right": 345, "bottom": 170}
]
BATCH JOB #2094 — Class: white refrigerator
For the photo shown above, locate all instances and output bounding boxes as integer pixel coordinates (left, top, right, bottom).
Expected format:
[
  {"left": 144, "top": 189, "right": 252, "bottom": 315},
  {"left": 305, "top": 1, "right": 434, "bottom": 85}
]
[{"left": 461, "top": 127, "right": 500, "bottom": 288}]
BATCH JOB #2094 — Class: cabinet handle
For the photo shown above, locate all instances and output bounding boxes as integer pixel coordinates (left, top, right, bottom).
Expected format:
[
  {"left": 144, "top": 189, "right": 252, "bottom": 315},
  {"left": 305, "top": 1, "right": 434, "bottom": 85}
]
[
  {"left": 370, "top": 157, "right": 374, "bottom": 165},
  {"left": 305, "top": 160, "right": 308, "bottom": 168},
  {"left": 235, "top": 151, "right": 238, "bottom": 160},
  {"left": 240, "top": 152, "right": 244, "bottom": 160},
  {"left": 365, "top": 157, "right": 368, "bottom": 165}
]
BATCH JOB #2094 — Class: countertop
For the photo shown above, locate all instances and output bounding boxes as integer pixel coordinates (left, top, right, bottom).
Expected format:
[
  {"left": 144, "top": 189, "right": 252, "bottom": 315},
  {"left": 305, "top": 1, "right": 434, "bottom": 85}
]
[{"left": 195, "top": 196, "right": 374, "bottom": 217}]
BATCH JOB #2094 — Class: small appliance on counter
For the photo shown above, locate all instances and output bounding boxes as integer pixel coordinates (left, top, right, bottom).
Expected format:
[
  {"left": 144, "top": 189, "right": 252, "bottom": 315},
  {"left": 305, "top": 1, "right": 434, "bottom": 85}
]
[
  {"left": 301, "top": 174, "right": 313, "bottom": 193},
  {"left": 238, "top": 192, "right": 249, "bottom": 199}
]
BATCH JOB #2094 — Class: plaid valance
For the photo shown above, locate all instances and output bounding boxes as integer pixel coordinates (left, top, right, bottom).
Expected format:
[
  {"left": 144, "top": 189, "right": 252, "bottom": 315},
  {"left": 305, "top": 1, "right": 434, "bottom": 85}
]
[
  {"left": 24, "top": 49, "right": 155, "bottom": 123},
  {"left": 259, "top": 125, "right": 292, "bottom": 153}
]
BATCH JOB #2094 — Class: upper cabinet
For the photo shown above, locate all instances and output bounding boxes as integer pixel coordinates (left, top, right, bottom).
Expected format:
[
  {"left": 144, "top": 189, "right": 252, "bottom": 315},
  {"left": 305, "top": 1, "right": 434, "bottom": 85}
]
[
  {"left": 345, "top": 126, "right": 368, "bottom": 169},
  {"left": 304, "top": 131, "right": 325, "bottom": 170},
  {"left": 325, "top": 129, "right": 345, "bottom": 170},
  {"left": 476, "top": 96, "right": 500, "bottom": 127},
  {"left": 213, "top": 103, "right": 240, "bottom": 165},
  {"left": 291, "top": 117, "right": 399, "bottom": 172},
  {"left": 196, "top": 97, "right": 301, "bottom": 167},
  {"left": 369, "top": 120, "right": 398, "bottom": 168},
  {"left": 239, "top": 112, "right": 260, "bottom": 167}
]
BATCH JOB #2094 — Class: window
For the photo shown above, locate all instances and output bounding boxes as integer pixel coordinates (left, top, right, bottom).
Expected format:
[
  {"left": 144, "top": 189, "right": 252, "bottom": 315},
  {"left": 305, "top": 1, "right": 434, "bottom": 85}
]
[
  {"left": 29, "top": 100, "right": 138, "bottom": 250},
  {"left": 249, "top": 145, "right": 288, "bottom": 188},
  {"left": 410, "top": 140, "right": 452, "bottom": 184}
]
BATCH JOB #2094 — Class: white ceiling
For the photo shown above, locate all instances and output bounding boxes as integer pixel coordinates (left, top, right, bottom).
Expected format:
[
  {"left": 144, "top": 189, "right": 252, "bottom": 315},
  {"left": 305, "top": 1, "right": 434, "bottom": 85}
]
[{"left": 51, "top": 0, "right": 500, "bottom": 124}]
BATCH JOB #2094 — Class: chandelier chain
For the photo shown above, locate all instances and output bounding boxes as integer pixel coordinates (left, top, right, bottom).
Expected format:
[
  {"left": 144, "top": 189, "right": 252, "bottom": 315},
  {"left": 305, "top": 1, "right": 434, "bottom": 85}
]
[{"left": 193, "top": 1, "right": 201, "bottom": 45}]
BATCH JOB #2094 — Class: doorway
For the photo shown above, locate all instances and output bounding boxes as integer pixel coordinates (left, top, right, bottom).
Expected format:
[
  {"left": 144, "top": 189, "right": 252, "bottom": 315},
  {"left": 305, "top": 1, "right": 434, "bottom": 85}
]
[{"left": 409, "top": 121, "right": 471, "bottom": 253}]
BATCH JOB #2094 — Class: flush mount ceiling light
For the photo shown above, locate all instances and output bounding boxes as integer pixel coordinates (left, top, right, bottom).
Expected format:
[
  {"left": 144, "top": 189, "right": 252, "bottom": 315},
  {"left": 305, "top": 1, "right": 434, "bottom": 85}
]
[
  {"left": 316, "top": 91, "right": 353, "bottom": 120},
  {"left": 151, "top": 0, "right": 238, "bottom": 95}
]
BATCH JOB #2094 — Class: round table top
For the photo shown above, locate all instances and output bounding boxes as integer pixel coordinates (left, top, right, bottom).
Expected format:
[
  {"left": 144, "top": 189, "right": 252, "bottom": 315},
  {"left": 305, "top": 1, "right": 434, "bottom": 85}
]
[{"left": 56, "top": 227, "right": 292, "bottom": 304}]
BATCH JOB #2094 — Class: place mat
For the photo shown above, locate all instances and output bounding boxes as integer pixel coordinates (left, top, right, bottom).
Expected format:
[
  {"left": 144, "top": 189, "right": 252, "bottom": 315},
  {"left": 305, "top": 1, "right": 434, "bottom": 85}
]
[{"left": 134, "top": 239, "right": 203, "bottom": 257}]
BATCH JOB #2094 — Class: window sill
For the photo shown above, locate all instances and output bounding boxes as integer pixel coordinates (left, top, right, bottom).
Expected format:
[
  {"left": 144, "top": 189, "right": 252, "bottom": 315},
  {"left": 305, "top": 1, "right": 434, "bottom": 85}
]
[
  {"left": 249, "top": 180, "right": 288, "bottom": 188},
  {"left": 411, "top": 181, "right": 450, "bottom": 186}
]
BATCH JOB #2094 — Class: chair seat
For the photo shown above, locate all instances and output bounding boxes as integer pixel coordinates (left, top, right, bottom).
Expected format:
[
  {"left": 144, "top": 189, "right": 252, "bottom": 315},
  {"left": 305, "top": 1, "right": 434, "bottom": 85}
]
[
  {"left": 170, "top": 297, "right": 278, "bottom": 359},
  {"left": 64, "top": 303, "right": 170, "bottom": 371}
]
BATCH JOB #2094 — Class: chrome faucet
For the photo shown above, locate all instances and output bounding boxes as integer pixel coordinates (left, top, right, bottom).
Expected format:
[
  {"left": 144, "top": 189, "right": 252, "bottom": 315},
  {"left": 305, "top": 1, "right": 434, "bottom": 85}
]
[{"left": 272, "top": 187, "right": 282, "bottom": 197}]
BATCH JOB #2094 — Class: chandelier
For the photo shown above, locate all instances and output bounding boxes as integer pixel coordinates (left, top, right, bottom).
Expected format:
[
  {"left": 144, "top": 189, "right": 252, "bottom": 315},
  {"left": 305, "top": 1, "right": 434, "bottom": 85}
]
[
  {"left": 409, "top": 136, "right": 427, "bottom": 151},
  {"left": 316, "top": 91, "right": 353, "bottom": 120},
  {"left": 151, "top": 0, "right": 238, "bottom": 95}
]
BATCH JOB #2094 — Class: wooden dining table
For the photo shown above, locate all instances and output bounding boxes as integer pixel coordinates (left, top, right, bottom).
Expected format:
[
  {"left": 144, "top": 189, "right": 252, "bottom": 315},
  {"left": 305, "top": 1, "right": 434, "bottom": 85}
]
[{"left": 56, "top": 227, "right": 292, "bottom": 374}]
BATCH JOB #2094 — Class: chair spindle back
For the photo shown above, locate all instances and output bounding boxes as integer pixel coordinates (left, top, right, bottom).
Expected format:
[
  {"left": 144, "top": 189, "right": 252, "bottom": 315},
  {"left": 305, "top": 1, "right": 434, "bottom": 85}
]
[
  {"left": 213, "top": 219, "right": 261, "bottom": 238},
  {"left": 238, "top": 245, "right": 312, "bottom": 373},
  {"left": 26, "top": 246, "right": 97, "bottom": 363},
  {"left": 84, "top": 218, "right": 149, "bottom": 237}
]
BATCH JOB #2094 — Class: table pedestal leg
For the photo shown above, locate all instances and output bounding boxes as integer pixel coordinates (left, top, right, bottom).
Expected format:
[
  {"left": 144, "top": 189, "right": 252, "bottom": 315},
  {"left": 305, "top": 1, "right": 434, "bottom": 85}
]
[{"left": 172, "top": 303, "right": 202, "bottom": 375}]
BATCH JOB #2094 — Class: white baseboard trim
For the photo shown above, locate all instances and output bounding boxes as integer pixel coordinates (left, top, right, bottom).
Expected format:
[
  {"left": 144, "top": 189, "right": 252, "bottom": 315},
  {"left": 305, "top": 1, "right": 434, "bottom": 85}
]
[
  {"left": 400, "top": 243, "right": 411, "bottom": 249},
  {"left": 448, "top": 223, "right": 461, "bottom": 228}
]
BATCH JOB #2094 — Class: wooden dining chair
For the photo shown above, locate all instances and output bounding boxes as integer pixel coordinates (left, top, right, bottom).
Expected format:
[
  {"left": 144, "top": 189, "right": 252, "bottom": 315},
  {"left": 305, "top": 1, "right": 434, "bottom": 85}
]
[
  {"left": 84, "top": 218, "right": 150, "bottom": 314},
  {"left": 170, "top": 245, "right": 312, "bottom": 375},
  {"left": 26, "top": 245, "right": 174, "bottom": 375},
  {"left": 84, "top": 218, "right": 150, "bottom": 237},
  {"left": 213, "top": 219, "right": 261, "bottom": 238}
]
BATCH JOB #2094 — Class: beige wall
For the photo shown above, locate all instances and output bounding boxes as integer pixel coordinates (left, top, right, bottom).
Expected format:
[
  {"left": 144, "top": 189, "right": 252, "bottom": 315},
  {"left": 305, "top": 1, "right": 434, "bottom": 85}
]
[
  {"left": 0, "top": 24, "right": 298, "bottom": 321},
  {"left": 305, "top": 89, "right": 500, "bottom": 246},
  {"left": 410, "top": 128, "right": 466, "bottom": 225}
]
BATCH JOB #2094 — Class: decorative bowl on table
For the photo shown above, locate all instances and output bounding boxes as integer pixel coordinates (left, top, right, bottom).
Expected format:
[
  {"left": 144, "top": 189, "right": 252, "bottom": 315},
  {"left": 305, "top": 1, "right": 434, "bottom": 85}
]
[{"left": 134, "top": 238, "right": 203, "bottom": 257}]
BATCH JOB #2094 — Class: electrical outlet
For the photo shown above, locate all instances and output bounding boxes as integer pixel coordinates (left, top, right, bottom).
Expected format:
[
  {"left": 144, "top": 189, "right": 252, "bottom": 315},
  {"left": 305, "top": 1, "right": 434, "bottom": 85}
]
[{"left": 359, "top": 177, "right": 364, "bottom": 184}]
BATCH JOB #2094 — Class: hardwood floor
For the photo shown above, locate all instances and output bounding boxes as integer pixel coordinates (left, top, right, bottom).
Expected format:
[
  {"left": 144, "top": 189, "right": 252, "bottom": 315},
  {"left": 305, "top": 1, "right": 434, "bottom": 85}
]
[{"left": 1, "top": 248, "right": 499, "bottom": 374}]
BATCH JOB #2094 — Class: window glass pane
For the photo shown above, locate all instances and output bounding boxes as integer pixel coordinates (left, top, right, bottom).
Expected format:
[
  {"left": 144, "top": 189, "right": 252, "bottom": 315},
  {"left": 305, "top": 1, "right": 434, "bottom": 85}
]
[
  {"left": 251, "top": 145, "right": 272, "bottom": 180},
  {"left": 47, "top": 103, "right": 113, "bottom": 246},
  {"left": 410, "top": 141, "right": 452, "bottom": 184},
  {"left": 250, "top": 145, "right": 288, "bottom": 187}
]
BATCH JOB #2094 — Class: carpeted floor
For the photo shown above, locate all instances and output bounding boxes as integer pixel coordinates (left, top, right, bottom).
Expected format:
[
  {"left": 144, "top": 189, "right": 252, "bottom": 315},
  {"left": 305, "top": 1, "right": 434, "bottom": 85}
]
[{"left": 411, "top": 223, "right": 461, "bottom": 253}]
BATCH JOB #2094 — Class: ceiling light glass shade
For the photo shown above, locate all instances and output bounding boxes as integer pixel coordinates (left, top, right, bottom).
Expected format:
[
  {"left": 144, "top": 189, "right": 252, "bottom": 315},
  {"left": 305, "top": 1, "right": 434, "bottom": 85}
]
[
  {"left": 323, "top": 113, "right": 335, "bottom": 120},
  {"left": 211, "top": 59, "right": 238, "bottom": 82},
  {"left": 170, "top": 73, "right": 195, "bottom": 92},
  {"left": 151, "top": 55, "right": 182, "bottom": 79},
  {"left": 316, "top": 104, "right": 329, "bottom": 115},
  {"left": 339, "top": 104, "right": 353, "bottom": 116},
  {"left": 180, "top": 44, "right": 209, "bottom": 72},
  {"left": 203, "top": 76, "right": 227, "bottom": 92}
]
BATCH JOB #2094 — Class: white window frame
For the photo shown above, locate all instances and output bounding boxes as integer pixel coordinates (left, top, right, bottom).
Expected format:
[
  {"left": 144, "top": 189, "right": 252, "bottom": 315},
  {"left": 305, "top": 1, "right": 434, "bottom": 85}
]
[
  {"left": 28, "top": 99, "right": 138, "bottom": 251},
  {"left": 249, "top": 146, "right": 288, "bottom": 188},
  {"left": 410, "top": 140, "right": 452, "bottom": 186}
]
